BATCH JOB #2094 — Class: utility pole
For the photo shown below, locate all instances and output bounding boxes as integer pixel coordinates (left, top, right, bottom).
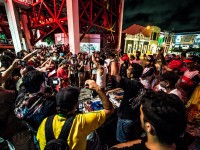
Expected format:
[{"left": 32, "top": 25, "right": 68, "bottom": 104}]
[{"left": 137, "top": 29, "right": 141, "bottom": 51}]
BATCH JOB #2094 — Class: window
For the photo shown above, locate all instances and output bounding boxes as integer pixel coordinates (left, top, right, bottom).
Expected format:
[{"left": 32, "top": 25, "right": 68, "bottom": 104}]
[{"left": 152, "top": 32, "right": 157, "bottom": 40}]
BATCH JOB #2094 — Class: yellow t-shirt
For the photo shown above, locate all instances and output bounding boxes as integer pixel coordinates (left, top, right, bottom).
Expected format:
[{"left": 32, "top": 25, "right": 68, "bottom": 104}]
[{"left": 36, "top": 110, "right": 106, "bottom": 150}]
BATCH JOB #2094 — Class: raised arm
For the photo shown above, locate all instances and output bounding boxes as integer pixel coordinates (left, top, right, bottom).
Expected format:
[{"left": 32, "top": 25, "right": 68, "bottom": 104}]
[
  {"left": 40, "top": 57, "right": 51, "bottom": 68},
  {"left": 110, "top": 139, "right": 142, "bottom": 149},
  {"left": 22, "top": 49, "right": 38, "bottom": 61},
  {"left": 1, "top": 59, "right": 20, "bottom": 84},
  {"left": 110, "top": 61, "right": 118, "bottom": 76},
  {"left": 106, "top": 88, "right": 122, "bottom": 94},
  {"left": 158, "top": 48, "right": 173, "bottom": 72},
  {"left": 85, "top": 80, "right": 114, "bottom": 117},
  {"left": 159, "top": 48, "right": 167, "bottom": 65},
  {"left": 91, "top": 54, "right": 99, "bottom": 68}
]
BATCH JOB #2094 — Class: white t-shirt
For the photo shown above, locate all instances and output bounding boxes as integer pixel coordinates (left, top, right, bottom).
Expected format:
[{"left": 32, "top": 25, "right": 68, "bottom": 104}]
[
  {"left": 92, "top": 63, "right": 97, "bottom": 74},
  {"left": 96, "top": 66, "right": 107, "bottom": 88}
]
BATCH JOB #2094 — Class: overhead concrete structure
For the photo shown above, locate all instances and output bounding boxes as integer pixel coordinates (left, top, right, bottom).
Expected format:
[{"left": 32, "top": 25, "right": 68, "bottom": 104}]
[
  {"left": 1, "top": 0, "right": 124, "bottom": 53},
  {"left": 0, "top": 5, "right": 11, "bottom": 40},
  {"left": 26, "top": 0, "right": 122, "bottom": 50},
  {"left": 117, "top": 0, "right": 124, "bottom": 51},
  {"left": 66, "top": 0, "right": 80, "bottom": 54},
  {"left": 4, "top": 0, "right": 26, "bottom": 53}
]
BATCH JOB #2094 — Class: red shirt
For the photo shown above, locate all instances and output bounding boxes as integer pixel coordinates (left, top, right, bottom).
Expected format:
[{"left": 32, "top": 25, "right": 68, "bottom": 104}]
[
  {"left": 56, "top": 67, "right": 69, "bottom": 91},
  {"left": 57, "top": 67, "right": 68, "bottom": 80}
]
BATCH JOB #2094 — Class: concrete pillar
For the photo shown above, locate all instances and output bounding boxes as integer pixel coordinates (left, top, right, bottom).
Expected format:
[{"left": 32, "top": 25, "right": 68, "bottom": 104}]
[
  {"left": 21, "top": 13, "right": 33, "bottom": 50},
  {"left": 66, "top": 0, "right": 80, "bottom": 54},
  {"left": 36, "top": 30, "right": 42, "bottom": 47},
  {"left": 124, "top": 35, "right": 127, "bottom": 53},
  {"left": 117, "top": 0, "right": 124, "bottom": 51},
  {"left": 4, "top": 0, "right": 25, "bottom": 53}
]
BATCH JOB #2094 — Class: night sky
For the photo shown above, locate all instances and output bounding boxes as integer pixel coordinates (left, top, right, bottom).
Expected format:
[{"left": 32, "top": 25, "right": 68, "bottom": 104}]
[{"left": 123, "top": 0, "right": 200, "bottom": 32}]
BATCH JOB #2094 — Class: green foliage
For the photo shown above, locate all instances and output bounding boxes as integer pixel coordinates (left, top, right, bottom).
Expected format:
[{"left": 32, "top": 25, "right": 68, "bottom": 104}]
[
  {"left": 0, "top": 33, "right": 6, "bottom": 40},
  {"left": 43, "top": 35, "right": 55, "bottom": 45}
]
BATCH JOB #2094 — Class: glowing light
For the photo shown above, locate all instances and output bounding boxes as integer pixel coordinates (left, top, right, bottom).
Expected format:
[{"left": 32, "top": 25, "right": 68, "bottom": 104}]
[{"left": 146, "top": 26, "right": 150, "bottom": 29}]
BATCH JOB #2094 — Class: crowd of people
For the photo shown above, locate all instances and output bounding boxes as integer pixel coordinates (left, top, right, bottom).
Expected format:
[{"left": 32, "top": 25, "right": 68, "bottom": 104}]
[{"left": 0, "top": 45, "right": 199, "bottom": 150}]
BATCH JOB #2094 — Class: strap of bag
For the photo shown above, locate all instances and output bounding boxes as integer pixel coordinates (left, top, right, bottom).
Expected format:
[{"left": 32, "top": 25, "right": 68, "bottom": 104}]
[
  {"left": 45, "top": 114, "right": 75, "bottom": 143},
  {"left": 58, "top": 115, "right": 75, "bottom": 140},
  {"left": 45, "top": 115, "right": 56, "bottom": 143}
]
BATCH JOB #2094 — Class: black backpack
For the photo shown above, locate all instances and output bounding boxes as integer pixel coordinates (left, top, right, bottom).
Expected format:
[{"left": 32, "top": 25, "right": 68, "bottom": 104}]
[{"left": 44, "top": 114, "right": 75, "bottom": 150}]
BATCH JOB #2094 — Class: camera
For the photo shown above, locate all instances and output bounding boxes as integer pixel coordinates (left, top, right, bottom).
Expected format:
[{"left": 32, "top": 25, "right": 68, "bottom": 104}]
[
  {"left": 52, "top": 78, "right": 59, "bottom": 85},
  {"left": 60, "top": 53, "right": 64, "bottom": 57},
  {"left": 20, "top": 60, "right": 26, "bottom": 66}
]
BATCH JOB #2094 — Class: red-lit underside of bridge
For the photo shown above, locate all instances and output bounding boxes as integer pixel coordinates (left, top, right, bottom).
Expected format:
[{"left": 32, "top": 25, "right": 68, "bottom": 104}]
[{"left": 22, "top": 0, "right": 120, "bottom": 46}]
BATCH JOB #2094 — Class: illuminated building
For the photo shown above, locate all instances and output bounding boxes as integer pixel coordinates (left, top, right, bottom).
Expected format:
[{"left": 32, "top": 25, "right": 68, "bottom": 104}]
[
  {"left": 121, "top": 24, "right": 161, "bottom": 55},
  {"left": 173, "top": 31, "right": 200, "bottom": 51},
  {"left": 158, "top": 31, "right": 174, "bottom": 53}
]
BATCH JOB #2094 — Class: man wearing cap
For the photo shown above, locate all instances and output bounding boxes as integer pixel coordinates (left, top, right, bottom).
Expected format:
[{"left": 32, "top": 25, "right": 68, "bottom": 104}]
[
  {"left": 56, "top": 59, "right": 69, "bottom": 91},
  {"left": 167, "top": 59, "right": 187, "bottom": 74},
  {"left": 119, "top": 56, "right": 129, "bottom": 78},
  {"left": 36, "top": 81, "right": 114, "bottom": 150},
  {"left": 159, "top": 48, "right": 186, "bottom": 75},
  {"left": 178, "top": 56, "right": 200, "bottom": 100}
]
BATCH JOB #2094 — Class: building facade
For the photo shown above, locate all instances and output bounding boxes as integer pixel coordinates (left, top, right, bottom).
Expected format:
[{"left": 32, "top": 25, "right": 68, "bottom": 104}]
[
  {"left": 148, "top": 26, "right": 161, "bottom": 54},
  {"left": 123, "top": 33, "right": 150, "bottom": 54},
  {"left": 121, "top": 24, "right": 161, "bottom": 55},
  {"left": 173, "top": 31, "right": 200, "bottom": 50},
  {"left": 158, "top": 31, "right": 174, "bottom": 53}
]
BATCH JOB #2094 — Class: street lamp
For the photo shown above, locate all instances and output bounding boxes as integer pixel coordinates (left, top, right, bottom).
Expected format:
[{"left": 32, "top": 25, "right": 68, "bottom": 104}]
[{"left": 137, "top": 25, "right": 150, "bottom": 51}]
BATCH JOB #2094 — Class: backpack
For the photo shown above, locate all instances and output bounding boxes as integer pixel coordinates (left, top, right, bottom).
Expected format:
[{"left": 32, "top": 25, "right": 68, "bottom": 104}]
[
  {"left": 44, "top": 114, "right": 75, "bottom": 150},
  {"left": 15, "top": 92, "right": 56, "bottom": 129},
  {"left": 15, "top": 93, "right": 47, "bottom": 119}
]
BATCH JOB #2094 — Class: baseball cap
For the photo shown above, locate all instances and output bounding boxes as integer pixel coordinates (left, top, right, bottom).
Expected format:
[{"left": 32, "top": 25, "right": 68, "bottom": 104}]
[
  {"left": 168, "top": 60, "right": 187, "bottom": 71},
  {"left": 184, "top": 56, "right": 200, "bottom": 63},
  {"left": 56, "top": 86, "right": 80, "bottom": 111},
  {"left": 61, "top": 59, "right": 67, "bottom": 65},
  {"left": 121, "top": 56, "right": 129, "bottom": 62},
  {"left": 123, "top": 53, "right": 128, "bottom": 57}
]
